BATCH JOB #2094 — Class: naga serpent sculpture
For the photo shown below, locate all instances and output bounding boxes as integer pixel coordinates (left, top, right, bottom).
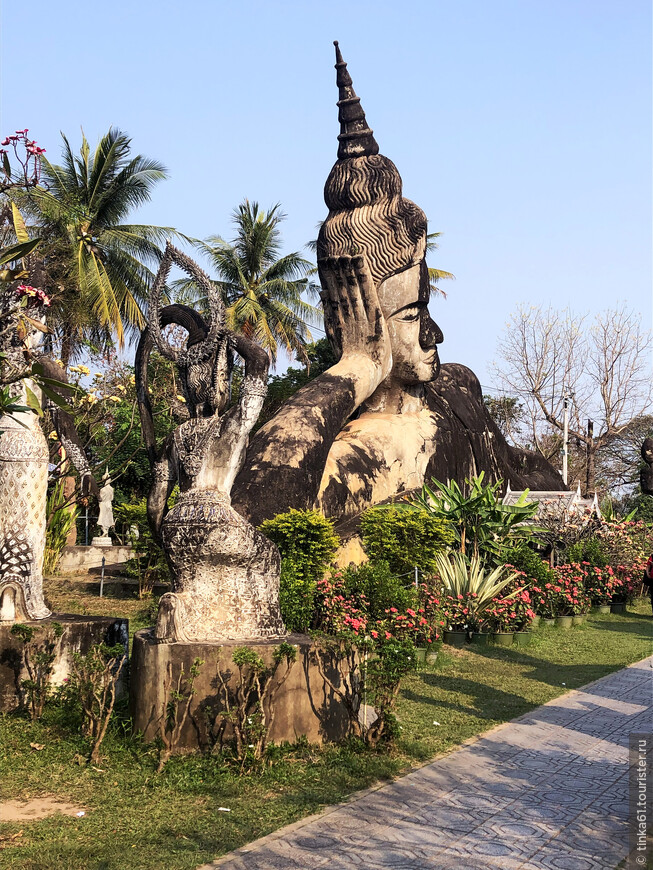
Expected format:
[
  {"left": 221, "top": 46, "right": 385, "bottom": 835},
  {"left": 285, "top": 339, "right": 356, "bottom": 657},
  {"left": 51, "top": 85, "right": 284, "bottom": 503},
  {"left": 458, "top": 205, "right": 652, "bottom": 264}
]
[{"left": 136, "top": 243, "right": 285, "bottom": 643}]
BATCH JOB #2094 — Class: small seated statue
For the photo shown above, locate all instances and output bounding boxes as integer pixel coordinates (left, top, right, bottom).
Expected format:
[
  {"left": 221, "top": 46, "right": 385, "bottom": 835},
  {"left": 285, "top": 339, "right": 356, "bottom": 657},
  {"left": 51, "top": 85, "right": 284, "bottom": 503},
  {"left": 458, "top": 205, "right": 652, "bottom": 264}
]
[{"left": 137, "top": 244, "right": 286, "bottom": 643}]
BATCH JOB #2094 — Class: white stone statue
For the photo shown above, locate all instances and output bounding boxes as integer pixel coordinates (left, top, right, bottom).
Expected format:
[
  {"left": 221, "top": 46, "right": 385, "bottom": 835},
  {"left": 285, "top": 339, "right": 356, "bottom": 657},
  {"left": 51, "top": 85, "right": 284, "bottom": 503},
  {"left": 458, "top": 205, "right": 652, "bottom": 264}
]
[{"left": 94, "top": 470, "right": 115, "bottom": 545}]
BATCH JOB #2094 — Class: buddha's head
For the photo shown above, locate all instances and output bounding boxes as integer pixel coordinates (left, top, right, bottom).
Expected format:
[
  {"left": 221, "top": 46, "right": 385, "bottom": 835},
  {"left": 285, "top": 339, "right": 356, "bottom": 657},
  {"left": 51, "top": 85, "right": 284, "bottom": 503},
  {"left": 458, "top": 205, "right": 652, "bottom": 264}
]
[{"left": 317, "top": 42, "right": 443, "bottom": 386}]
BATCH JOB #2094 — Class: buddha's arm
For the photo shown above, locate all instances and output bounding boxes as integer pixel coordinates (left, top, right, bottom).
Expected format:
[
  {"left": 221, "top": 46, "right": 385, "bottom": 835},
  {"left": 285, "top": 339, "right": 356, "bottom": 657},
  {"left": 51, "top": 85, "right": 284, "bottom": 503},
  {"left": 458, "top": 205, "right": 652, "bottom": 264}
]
[{"left": 231, "top": 255, "right": 391, "bottom": 524}]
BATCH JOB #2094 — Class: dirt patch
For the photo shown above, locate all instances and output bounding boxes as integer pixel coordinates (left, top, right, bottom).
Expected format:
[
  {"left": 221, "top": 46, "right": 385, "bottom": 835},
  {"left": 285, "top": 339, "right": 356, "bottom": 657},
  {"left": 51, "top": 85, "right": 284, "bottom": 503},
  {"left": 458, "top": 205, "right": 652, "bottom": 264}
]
[{"left": 0, "top": 796, "right": 86, "bottom": 822}]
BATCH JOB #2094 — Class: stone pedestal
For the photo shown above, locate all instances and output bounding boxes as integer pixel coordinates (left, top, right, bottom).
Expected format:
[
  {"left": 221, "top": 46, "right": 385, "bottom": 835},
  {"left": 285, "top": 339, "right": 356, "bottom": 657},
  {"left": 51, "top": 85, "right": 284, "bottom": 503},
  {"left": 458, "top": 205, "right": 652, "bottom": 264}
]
[
  {"left": 91, "top": 536, "right": 113, "bottom": 548},
  {"left": 0, "top": 614, "right": 129, "bottom": 712},
  {"left": 58, "top": 544, "right": 134, "bottom": 574},
  {"left": 130, "top": 629, "right": 350, "bottom": 752}
]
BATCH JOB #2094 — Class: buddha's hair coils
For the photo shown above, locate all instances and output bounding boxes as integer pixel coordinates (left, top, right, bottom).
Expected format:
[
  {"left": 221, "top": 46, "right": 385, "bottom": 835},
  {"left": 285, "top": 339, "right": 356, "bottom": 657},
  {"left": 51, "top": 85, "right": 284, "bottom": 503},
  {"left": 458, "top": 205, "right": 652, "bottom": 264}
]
[{"left": 318, "top": 155, "right": 427, "bottom": 287}]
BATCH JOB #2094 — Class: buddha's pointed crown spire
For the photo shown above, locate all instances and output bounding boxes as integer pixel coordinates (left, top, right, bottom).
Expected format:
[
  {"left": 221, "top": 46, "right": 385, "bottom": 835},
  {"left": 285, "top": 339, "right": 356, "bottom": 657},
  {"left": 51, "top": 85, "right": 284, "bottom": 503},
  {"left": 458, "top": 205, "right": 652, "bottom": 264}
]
[{"left": 333, "top": 41, "right": 379, "bottom": 160}]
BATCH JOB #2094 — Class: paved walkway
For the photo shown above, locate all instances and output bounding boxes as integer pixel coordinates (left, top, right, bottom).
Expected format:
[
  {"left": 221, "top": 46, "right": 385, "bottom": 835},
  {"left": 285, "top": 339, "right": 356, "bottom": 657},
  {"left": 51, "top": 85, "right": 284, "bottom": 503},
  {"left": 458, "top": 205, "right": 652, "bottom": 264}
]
[{"left": 200, "top": 657, "right": 653, "bottom": 870}]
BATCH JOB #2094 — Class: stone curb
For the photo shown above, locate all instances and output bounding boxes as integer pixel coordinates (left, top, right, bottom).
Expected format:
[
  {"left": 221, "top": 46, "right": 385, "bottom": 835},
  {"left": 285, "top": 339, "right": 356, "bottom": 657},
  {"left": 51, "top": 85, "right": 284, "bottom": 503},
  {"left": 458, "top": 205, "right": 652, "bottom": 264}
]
[{"left": 196, "top": 654, "right": 653, "bottom": 869}]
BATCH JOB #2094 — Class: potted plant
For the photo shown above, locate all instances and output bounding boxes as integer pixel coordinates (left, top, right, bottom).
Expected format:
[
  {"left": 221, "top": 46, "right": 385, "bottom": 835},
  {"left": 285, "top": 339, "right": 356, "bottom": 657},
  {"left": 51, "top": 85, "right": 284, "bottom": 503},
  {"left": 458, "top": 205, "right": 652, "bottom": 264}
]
[
  {"left": 441, "top": 593, "right": 472, "bottom": 646},
  {"left": 610, "top": 564, "right": 638, "bottom": 613},
  {"left": 484, "top": 601, "right": 517, "bottom": 646},
  {"left": 583, "top": 564, "right": 617, "bottom": 613},
  {"left": 434, "top": 553, "right": 519, "bottom": 647},
  {"left": 549, "top": 565, "right": 586, "bottom": 627}
]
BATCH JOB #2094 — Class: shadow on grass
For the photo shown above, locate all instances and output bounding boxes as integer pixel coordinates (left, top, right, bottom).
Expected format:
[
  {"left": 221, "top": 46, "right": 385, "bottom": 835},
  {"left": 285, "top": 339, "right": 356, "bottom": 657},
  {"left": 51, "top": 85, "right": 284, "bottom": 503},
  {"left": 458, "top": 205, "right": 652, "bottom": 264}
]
[{"left": 402, "top": 673, "right": 534, "bottom": 721}]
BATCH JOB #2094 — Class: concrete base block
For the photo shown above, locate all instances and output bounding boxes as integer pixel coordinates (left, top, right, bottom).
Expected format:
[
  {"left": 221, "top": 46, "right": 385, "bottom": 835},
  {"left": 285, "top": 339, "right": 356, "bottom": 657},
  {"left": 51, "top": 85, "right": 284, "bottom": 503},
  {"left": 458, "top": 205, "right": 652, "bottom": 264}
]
[
  {"left": 0, "top": 614, "right": 129, "bottom": 712},
  {"left": 130, "top": 629, "right": 350, "bottom": 751},
  {"left": 58, "top": 545, "right": 134, "bottom": 573}
]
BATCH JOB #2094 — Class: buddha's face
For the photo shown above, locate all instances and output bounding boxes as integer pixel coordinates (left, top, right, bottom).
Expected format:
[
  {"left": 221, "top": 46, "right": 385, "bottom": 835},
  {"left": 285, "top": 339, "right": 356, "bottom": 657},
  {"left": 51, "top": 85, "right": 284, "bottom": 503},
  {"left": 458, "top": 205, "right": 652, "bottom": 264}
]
[{"left": 378, "top": 260, "right": 443, "bottom": 385}]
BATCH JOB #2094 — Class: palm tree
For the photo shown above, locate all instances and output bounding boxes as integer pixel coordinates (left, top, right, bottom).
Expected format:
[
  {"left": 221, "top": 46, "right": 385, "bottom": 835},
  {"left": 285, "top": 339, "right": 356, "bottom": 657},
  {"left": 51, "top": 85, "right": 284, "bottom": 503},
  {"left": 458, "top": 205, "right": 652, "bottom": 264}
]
[
  {"left": 184, "top": 201, "right": 320, "bottom": 366},
  {"left": 19, "top": 128, "right": 178, "bottom": 364},
  {"left": 425, "top": 232, "right": 455, "bottom": 299}
]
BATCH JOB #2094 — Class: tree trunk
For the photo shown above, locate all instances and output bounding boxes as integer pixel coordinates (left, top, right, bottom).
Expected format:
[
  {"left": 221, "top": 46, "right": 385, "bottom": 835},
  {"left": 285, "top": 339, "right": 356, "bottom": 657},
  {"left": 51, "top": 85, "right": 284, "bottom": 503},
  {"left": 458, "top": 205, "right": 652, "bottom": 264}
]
[{"left": 585, "top": 420, "right": 595, "bottom": 494}]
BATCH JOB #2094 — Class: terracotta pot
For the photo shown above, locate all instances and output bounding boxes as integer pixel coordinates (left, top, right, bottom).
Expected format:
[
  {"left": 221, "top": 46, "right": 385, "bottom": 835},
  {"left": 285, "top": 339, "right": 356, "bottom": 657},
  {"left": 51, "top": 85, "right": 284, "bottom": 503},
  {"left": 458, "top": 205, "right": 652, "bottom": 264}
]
[
  {"left": 555, "top": 615, "right": 573, "bottom": 628},
  {"left": 490, "top": 631, "right": 515, "bottom": 647},
  {"left": 514, "top": 630, "right": 533, "bottom": 647},
  {"left": 443, "top": 630, "right": 468, "bottom": 647},
  {"left": 470, "top": 632, "right": 490, "bottom": 646},
  {"left": 610, "top": 602, "right": 627, "bottom": 614}
]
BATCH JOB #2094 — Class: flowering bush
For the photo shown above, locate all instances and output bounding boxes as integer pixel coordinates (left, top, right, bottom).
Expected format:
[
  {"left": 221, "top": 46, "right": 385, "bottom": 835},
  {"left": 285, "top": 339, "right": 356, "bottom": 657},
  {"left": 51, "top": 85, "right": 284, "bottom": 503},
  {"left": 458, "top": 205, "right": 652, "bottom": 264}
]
[
  {"left": 528, "top": 582, "right": 553, "bottom": 618},
  {"left": 612, "top": 564, "right": 646, "bottom": 604},
  {"left": 314, "top": 572, "right": 443, "bottom": 648},
  {"left": 581, "top": 563, "right": 619, "bottom": 606},
  {"left": 596, "top": 521, "right": 652, "bottom": 570},
  {"left": 0, "top": 128, "right": 45, "bottom": 191},
  {"left": 314, "top": 572, "right": 369, "bottom": 636},
  {"left": 482, "top": 574, "right": 535, "bottom": 632},
  {"left": 441, "top": 591, "right": 476, "bottom": 631}
]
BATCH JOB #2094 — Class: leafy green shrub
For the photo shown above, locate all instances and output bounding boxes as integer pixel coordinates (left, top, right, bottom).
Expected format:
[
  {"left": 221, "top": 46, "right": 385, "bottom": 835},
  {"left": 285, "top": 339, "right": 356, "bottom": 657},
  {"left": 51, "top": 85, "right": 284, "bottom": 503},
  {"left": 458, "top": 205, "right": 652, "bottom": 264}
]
[
  {"left": 70, "top": 643, "right": 127, "bottom": 764},
  {"left": 406, "top": 473, "right": 538, "bottom": 564},
  {"left": 503, "top": 544, "right": 555, "bottom": 584},
  {"left": 339, "top": 561, "right": 416, "bottom": 620},
  {"left": 114, "top": 499, "right": 170, "bottom": 597},
  {"left": 566, "top": 537, "right": 608, "bottom": 567},
  {"left": 214, "top": 642, "right": 297, "bottom": 771},
  {"left": 260, "top": 510, "right": 339, "bottom": 632},
  {"left": 44, "top": 479, "right": 78, "bottom": 574},
  {"left": 10, "top": 622, "right": 63, "bottom": 719},
  {"left": 360, "top": 506, "right": 453, "bottom": 576}
]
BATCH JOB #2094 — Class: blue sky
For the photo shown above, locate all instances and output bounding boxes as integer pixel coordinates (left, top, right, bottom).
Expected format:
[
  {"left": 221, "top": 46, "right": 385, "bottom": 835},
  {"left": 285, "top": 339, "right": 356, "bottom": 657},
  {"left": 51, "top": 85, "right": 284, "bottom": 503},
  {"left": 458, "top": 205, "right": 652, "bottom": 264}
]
[{"left": 2, "top": 0, "right": 651, "bottom": 385}]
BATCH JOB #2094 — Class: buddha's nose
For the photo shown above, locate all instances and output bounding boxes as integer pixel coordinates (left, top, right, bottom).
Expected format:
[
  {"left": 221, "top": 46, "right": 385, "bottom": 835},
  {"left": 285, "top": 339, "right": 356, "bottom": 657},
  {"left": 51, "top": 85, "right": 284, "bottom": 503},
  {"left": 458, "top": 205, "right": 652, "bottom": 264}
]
[{"left": 420, "top": 314, "right": 444, "bottom": 349}]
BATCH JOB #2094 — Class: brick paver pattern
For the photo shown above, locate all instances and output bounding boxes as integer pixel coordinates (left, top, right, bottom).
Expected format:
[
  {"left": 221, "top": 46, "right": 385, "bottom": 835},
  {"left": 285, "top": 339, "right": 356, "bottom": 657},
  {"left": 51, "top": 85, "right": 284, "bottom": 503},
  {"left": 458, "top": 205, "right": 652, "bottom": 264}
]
[{"left": 200, "top": 657, "right": 653, "bottom": 870}]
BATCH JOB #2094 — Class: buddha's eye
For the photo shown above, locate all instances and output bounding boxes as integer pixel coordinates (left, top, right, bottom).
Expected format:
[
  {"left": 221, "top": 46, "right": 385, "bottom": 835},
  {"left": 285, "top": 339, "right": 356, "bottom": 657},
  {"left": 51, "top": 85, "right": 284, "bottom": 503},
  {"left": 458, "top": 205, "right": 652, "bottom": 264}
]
[{"left": 394, "top": 304, "right": 421, "bottom": 323}]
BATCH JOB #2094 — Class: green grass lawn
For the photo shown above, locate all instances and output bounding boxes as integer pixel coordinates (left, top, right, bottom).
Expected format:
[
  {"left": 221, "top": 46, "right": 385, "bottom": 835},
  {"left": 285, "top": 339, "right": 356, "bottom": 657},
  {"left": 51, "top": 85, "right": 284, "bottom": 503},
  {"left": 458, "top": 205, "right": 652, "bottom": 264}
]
[{"left": 1, "top": 587, "right": 651, "bottom": 870}]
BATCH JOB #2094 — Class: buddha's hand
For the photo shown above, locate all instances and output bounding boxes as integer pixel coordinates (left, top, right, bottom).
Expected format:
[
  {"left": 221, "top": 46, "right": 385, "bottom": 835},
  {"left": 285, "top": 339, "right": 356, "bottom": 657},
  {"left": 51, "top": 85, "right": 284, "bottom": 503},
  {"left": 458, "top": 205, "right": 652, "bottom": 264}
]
[{"left": 318, "top": 255, "right": 393, "bottom": 402}]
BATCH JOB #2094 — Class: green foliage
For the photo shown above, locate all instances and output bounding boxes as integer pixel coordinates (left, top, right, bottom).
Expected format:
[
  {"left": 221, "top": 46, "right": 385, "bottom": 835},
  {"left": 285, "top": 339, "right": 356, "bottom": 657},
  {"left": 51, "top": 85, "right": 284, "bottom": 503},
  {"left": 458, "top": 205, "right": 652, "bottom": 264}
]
[
  {"left": 70, "top": 643, "right": 126, "bottom": 764},
  {"left": 158, "top": 657, "right": 204, "bottom": 772},
  {"left": 366, "top": 637, "right": 417, "bottom": 745},
  {"left": 360, "top": 506, "right": 453, "bottom": 576},
  {"left": 215, "top": 643, "right": 298, "bottom": 771},
  {"left": 435, "top": 552, "right": 520, "bottom": 627},
  {"left": 625, "top": 493, "right": 653, "bottom": 523},
  {"left": 24, "top": 127, "right": 176, "bottom": 356},
  {"left": 44, "top": 478, "right": 78, "bottom": 574},
  {"left": 114, "top": 499, "right": 170, "bottom": 596},
  {"left": 261, "top": 509, "right": 339, "bottom": 633},
  {"left": 311, "top": 630, "right": 416, "bottom": 747},
  {"left": 10, "top": 622, "right": 63, "bottom": 719},
  {"left": 503, "top": 544, "right": 555, "bottom": 584},
  {"left": 338, "top": 561, "right": 416, "bottom": 620},
  {"left": 405, "top": 473, "right": 538, "bottom": 564},
  {"left": 566, "top": 537, "right": 608, "bottom": 567},
  {"left": 184, "top": 200, "right": 321, "bottom": 365}
]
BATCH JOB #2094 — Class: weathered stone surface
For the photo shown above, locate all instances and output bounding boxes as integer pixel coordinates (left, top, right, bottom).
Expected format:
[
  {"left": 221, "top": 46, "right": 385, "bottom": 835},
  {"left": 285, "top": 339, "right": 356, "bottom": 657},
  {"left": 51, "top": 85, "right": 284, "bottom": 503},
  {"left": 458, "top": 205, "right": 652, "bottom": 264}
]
[
  {"left": 0, "top": 410, "right": 50, "bottom": 622},
  {"left": 58, "top": 544, "right": 134, "bottom": 574},
  {"left": 231, "top": 44, "right": 563, "bottom": 527},
  {"left": 138, "top": 244, "right": 285, "bottom": 643},
  {"left": 130, "top": 629, "right": 350, "bottom": 749},
  {"left": 0, "top": 614, "right": 128, "bottom": 712}
]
